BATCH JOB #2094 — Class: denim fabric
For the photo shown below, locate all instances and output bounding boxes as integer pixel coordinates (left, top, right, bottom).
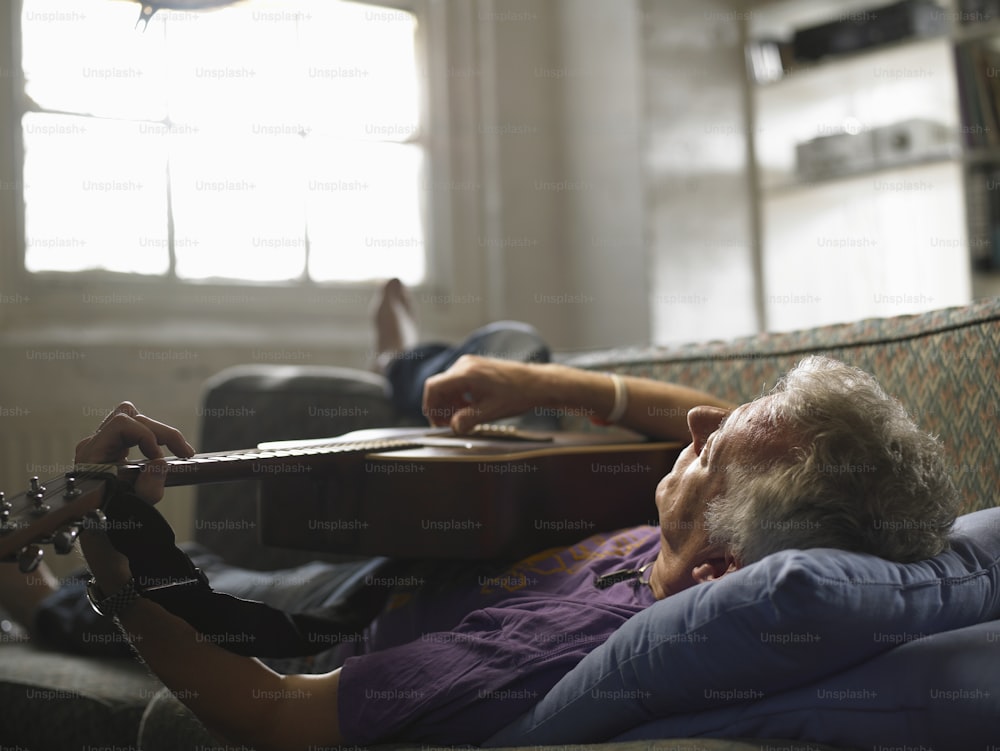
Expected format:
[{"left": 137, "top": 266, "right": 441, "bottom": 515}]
[
  {"left": 385, "top": 321, "right": 550, "bottom": 420},
  {"left": 34, "top": 542, "right": 388, "bottom": 667}
]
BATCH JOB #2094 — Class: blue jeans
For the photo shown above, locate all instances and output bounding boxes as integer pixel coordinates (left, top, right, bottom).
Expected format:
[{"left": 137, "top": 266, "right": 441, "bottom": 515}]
[
  {"left": 34, "top": 544, "right": 388, "bottom": 670},
  {"left": 385, "top": 320, "right": 550, "bottom": 421}
]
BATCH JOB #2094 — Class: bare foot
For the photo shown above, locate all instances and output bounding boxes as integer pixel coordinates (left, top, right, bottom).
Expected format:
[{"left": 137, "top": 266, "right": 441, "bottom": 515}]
[{"left": 373, "top": 278, "right": 419, "bottom": 374}]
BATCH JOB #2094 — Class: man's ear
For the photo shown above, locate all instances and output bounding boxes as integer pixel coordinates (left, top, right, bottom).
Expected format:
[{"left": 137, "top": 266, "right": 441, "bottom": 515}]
[{"left": 691, "top": 553, "right": 739, "bottom": 583}]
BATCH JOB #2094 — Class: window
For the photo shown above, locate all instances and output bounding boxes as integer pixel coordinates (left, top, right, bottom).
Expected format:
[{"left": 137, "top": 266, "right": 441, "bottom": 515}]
[{"left": 19, "top": 0, "right": 426, "bottom": 285}]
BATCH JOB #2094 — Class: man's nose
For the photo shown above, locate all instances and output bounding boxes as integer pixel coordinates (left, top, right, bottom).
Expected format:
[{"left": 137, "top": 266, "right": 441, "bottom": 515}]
[{"left": 686, "top": 405, "right": 731, "bottom": 454}]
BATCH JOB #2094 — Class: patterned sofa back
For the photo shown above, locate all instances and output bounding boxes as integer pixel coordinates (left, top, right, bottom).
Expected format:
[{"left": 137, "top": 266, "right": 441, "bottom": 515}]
[{"left": 565, "top": 298, "right": 1000, "bottom": 514}]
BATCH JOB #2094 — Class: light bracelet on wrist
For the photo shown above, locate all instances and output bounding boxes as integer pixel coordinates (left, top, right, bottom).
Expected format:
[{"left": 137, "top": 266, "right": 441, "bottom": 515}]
[{"left": 591, "top": 372, "right": 628, "bottom": 426}]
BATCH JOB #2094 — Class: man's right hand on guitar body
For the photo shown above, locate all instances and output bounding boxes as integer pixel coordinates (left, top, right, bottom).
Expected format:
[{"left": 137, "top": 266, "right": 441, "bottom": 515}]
[
  {"left": 422, "top": 355, "right": 735, "bottom": 442},
  {"left": 422, "top": 355, "right": 556, "bottom": 434}
]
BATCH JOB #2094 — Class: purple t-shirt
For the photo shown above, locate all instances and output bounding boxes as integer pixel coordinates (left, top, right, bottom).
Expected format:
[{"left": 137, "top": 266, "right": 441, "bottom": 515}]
[{"left": 338, "top": 525, "right": 661, "bottom": 745}]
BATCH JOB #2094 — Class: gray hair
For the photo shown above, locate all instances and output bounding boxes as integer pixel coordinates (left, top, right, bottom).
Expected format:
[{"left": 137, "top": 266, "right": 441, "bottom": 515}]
[{"left": 704, "top": 355, "right": 959, "bottom": 564}]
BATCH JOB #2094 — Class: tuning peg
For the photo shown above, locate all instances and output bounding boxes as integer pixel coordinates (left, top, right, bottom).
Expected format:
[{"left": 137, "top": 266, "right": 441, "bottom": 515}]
[
  {"left": 17, "top": 546, "right": 43, "bottom": 574},
  {"left": 63, "top": 474, "right": 82, "bottom": 499},
  {"left": 28, "top": 478, "right": 49, "bottom": 514},
  {"left": 82, "top": 509, "right": 107, "bottom": 533},
  {"left": 53, "top": 525, "right": 80, "bottom": 555}
]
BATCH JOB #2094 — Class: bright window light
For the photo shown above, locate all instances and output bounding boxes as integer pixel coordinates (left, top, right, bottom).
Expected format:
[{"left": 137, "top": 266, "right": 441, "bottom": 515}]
[{"left": 20, "top": 0, "right": 426, "bottom": 285}]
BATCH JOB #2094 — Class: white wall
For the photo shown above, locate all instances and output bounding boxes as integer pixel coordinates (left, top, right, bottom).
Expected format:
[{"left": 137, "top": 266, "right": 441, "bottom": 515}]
[
  {"left": 640, "top": 0, "right": 760, "bottom": 345},
  {"left": 445, "top": 0, "right": 651, "bottom": 352},
  {"left": 543, "top": 0, "right": 650, "bottom": 352}
]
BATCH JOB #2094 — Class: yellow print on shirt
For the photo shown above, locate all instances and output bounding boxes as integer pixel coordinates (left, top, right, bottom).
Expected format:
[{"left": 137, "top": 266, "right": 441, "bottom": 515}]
[{"left": 477, "top": 526, "right": 657, "bottom": 595}]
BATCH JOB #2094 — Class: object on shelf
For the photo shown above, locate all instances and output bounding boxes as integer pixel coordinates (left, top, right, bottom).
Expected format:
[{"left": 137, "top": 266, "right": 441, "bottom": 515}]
[
  {"left": 791, "top": 0, "right": 950, "bottom": 64},
  {"left": 871, "top": 119, "right": 958, "bottom": 166},
  {"left": 967, "top": 164, "right": 1000, "bottom": 270},
  {"left": 796, "top": 128, "right": 878, "bottom": 180},
  {"left": 796, "top": 119, "right": 955, "bottom": 181},
  {"left": 747, "top": 38, "right": 795, "bottom": 83},
  {"left": 954, "top": 38, "right": 1000, "bottom": 148},
  {"left": 956, "top": 0, "right": 1000, "bottom": 25}
]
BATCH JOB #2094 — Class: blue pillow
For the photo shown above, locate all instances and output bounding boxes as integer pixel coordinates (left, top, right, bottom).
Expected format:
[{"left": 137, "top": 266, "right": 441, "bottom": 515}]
[
  {"left": 485, "top": 507, "right": 1000, "bottom": 747},
  {"left": 613, "top": 618, "right": 1000, "bottom": 750}
]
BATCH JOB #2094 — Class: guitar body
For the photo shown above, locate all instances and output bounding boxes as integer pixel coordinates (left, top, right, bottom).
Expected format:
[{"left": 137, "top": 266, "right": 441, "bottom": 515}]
[
  {"left": 0, "top": 426, "right": 682, "bottom": 565},
  {"left": 258, "top": 428, "right": 681, "bottom": 559}
]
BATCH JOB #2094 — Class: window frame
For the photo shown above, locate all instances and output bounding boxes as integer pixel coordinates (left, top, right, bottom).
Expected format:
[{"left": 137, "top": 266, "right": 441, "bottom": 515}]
[{"left": 0, "top": 0, "right": 457, "bottom": 342}]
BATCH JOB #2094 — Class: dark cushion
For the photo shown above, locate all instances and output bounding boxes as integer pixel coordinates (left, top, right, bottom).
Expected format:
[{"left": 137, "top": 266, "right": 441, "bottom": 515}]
[
  {"left": 139, "top": 681, "right": 854, "bottom": 751},
  {"left": 194, "top": 364, "right": 395, "bottom": 569},
  {"left": 0, "top": 642, "right": 160, "bottom": 751},
  {"left": 138, "top": 686, "right": 220, "bottom": 751}
]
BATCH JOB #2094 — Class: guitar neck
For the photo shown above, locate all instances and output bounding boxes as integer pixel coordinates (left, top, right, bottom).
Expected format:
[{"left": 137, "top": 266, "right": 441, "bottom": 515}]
[
  {"left": 0, "top": 435, "right": 427, "bottom": 563},
  {"left": 117, "top": 435, "right": 426, "bottom": 487},
  {"left": 113, "top": 424, "right": 589, "bottom": 486}
]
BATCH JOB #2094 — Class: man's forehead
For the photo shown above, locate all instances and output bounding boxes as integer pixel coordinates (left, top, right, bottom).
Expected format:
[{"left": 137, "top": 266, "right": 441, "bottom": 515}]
[
  {"left": 731, "top": 395, "right": 775, "bottom": 425},
  {"left": 710, "top": 398, "right": 771, "bottom": 446},
  {"left": 714, "top": 401, "right": 749, "bottom": 436},
  {"left": 720, "top": 395, "right": 791, "bottom": 462}
]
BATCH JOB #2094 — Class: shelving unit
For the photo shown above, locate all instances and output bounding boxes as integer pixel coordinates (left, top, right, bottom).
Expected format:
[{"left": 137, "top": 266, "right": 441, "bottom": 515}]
[
  {"left": 953, "top": 20, "right": 1000, "bottom": 270},
  {"left": 740, "top": 0, "right": 1000, "bottom": 331}
]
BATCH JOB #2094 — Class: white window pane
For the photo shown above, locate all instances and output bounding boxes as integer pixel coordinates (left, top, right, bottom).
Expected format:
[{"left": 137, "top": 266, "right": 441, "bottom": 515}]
[
  {"left": 170, "top": 126, "right": 306, "bottom": 282},
  {"left": 301, "top": 2, "right": 420, "bottom": 142},
  {"left": 22, "top": 113, "right": 169, "bottom": 274},
  {"left": 21, "top": 0, "right": 167, "bottom": 120},
  {"left": 162, "top": 4, "right": 303, "bottom": 128},
  {"left": 19, "top": 0, "right": 427, "bottom": 285},
  {"left": 306, "top": 140, "right": 425, "bottom": 284}
]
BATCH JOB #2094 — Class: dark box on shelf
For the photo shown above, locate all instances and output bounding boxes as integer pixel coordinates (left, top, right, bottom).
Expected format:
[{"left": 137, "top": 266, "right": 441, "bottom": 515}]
[
  {"left": 792, "top": 0, "right": 949, "bottom": 63},
  {"left": 956, "top": 0, "right": 1000, "bottom": 24}
]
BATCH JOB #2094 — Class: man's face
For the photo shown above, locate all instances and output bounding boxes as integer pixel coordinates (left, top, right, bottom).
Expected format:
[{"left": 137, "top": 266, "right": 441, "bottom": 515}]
[{"left": 649, "top": 396, "right": 787, "bottom": 599}]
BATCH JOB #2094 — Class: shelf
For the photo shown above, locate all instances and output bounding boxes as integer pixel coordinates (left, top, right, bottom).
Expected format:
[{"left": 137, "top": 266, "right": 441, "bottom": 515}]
[
  {"left": 745, "top": 0, "right": 990, "bottom": 308},
  {"left": 963, "top": 145, "right": 1000, "bottom": 163},
  {"left": 761, "top": 151, "right": 960, "bottom": 196},
  {"left": 952, "top": 18, "right": 1000, "bottom": 42}
]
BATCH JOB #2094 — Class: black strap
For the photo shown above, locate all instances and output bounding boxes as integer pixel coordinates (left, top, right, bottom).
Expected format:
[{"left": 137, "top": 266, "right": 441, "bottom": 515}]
[{"left": 101, "top": 482, "right": 390, "bottom": 658}]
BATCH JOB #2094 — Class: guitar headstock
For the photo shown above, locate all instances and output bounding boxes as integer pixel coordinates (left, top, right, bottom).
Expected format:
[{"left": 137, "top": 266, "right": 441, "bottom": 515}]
[{"left": 0, "top": 470, "right": 111, "bottom": 572}]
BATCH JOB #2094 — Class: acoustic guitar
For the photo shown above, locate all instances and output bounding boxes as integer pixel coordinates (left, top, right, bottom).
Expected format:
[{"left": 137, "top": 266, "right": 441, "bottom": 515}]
[{"left": 0, "top": 425, "right": 682, "bottom": 569}]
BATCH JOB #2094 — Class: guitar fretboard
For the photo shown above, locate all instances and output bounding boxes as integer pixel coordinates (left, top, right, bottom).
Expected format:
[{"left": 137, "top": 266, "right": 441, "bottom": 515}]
[{"left": 119, "top": 436, "right": 426, "bottom": 487}]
